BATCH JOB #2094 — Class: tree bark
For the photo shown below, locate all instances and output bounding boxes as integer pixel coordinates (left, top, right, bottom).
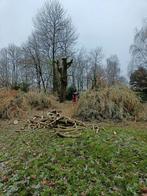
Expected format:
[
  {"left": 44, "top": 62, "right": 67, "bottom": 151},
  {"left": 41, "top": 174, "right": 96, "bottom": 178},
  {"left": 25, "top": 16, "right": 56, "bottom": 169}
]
[{"left": 56, "top": 58, "right": 73, "bottom": 102}]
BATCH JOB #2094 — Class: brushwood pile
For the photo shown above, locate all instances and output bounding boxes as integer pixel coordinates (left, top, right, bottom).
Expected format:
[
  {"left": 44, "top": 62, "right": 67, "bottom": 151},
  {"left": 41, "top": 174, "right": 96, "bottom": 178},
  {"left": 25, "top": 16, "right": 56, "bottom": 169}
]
[{"left": 75, "top": 85, "right": 142, "bottom": 121}]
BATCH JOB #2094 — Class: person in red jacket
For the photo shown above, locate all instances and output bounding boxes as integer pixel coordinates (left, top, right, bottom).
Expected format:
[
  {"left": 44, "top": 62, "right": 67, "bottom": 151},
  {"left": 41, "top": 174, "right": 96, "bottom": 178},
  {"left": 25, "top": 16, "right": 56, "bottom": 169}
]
[{"left": 72, "top": 90, "right": 78, "bottom": 104}]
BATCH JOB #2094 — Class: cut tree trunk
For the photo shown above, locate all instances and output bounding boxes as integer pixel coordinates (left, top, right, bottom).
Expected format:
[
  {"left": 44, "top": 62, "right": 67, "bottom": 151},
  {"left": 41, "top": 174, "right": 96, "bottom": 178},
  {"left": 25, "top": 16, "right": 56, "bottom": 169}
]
[{"left": 56, "top": 57, "right": 73, "bottom": 102}]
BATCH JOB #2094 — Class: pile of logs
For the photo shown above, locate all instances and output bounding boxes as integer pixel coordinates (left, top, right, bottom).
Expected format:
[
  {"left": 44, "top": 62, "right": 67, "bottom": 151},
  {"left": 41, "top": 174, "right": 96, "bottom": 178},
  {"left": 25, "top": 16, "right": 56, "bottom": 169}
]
[{"left": 25, "top": 110, "right": 91, "bottom": 138}]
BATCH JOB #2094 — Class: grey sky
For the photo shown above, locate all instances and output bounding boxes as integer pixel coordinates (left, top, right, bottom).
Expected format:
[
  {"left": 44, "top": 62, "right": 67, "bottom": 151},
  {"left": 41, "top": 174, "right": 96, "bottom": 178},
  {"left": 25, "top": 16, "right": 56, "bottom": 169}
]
[{"left": 0, "top": 0, "right": 147, "bottom": 75}]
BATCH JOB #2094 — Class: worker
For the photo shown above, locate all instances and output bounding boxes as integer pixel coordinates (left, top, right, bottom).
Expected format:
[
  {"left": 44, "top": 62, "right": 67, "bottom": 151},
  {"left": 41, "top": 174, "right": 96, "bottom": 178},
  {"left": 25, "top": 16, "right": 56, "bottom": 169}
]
[{"left": 72, "top": 89, "right": 78, "bottom": 104}]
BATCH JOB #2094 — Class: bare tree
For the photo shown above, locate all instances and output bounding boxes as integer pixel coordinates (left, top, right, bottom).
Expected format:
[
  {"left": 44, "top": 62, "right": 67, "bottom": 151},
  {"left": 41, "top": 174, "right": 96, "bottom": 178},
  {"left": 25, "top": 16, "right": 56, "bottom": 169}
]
[
  {"left": 106, "top": 55, "right": 120, "bottom": 85},
  {"left": 23, "top": 32, "right": 47, "bottom": 92},
  {"left": 7, "top": 44, "right": 22, "bottom": 87},
  {"left": 33, "top": 0, "right": 77, "bottom": 93},
  {"left": 0, "top": 48, "right": 9, "bottom": 87},
  {"left": 55, "top": 57, "right": 73, "bottom": 102},
  {"left": 69, "top": 47, "right": 105, "bottom": 91},
  {"left": 59, "top": 18, "right": 77, "bottom": 57},
  {"left": 88, "top": 47, "right": 104, "bottom": 89},
  {"left": 74, "top": 48, "right": 88, "bottom": 91},
  {"left": 129, "top": 20, "right": 147, "bottom": 74},
  {"left": 18, "top": 48, "right": 35, "bottom": 88}
]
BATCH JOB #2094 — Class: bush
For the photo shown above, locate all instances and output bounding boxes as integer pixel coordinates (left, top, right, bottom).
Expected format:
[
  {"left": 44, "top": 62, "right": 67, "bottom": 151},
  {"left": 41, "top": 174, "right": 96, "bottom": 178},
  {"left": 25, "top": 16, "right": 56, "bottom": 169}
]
[
  {"left": 0, "top": 90, "right": 52, "bottom": 119},
  {"left": 66, "top": 85, "right": 76, "bottom": 100},
  {"left": 26, "top": 91, "right": 51, "bottom": 110},
  {"left": 11, "top": 82, "right": 30, "bottom": 92},
  {"left": 11, "top": 84, "right": 20, "bottom": 91},
  {"left": 136, "top": 91, "right": 147, "bottom": 102},
  {"left": 75, "top": 85, "right": 142, "bottom": 121},
  {"left": 0, "top": 89, "right": 27, "bottom": 119},
  {"left": 19, "top": 82, "right": 30, "bottom": 92}
]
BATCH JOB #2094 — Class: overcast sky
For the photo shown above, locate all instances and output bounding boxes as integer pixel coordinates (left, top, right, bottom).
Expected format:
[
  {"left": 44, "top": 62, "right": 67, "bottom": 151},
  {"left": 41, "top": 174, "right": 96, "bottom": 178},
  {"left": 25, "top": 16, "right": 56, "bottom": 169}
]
[{"left": 0, "top": 0, "right": 147, "bottom": 76}]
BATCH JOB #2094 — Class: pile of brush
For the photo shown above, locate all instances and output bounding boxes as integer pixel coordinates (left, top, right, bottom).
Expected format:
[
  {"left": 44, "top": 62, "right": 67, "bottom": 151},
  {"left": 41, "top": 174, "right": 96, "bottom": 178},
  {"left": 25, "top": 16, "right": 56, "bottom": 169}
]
[
  {"left": 0, "top": 89, "right": 53, "bottom": 119},
  {"left": 75, "top": 85, "right": 143, "bottom": 121},
  {"left": 25, "top": 91, "right": 52, "bottom": 110},
  {"left": 0, "top": 90, "right": 27, "bottom": 119},
  {"left": 25, "top": 110, "right": 99, "bottom": 138}
]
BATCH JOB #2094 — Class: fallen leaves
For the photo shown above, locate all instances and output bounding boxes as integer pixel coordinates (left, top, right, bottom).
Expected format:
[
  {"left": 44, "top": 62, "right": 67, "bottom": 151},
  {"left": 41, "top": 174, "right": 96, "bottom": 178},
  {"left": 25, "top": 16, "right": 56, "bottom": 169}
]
[
  {"left": 1, "top": 176, "right": 9, "bottom": 183},
  {"left": 141, "top": 187, "right": 147, "bottom": 196},
  {"left": 41, "top": 179, "right": 56, "bottom": 188},
  {"left": 31, "top": 175, "right": 37, "bottom": 180}
]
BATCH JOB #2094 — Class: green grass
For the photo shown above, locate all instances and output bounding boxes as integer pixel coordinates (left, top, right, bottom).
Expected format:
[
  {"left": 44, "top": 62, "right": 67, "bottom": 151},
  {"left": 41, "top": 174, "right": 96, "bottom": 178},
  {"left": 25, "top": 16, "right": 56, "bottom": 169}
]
[{"left": 0, "top": 125, "right": 147, "bottom": 195}]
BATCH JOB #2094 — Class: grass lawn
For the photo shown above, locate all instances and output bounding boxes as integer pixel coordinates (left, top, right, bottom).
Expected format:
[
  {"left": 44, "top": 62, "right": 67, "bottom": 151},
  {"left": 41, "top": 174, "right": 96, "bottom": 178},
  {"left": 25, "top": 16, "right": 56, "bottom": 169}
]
[{"left": 0, "top": 123, "right": 147, "bottom": 195}]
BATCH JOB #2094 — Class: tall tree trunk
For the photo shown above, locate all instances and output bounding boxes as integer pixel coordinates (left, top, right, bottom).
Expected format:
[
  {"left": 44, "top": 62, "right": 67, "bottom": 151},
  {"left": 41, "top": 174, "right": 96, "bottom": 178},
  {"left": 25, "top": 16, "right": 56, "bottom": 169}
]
[
  {"left": 35, "top": 64, "right": 41, "bottom": 91},
  {"left": 52, "top": 61, "right": 58, "bottom": 93},
  {"left": 56, "top": 58, "right": 73, "bottom": 102},
  {"left": 52, "top": 31, "right": 58, "bottom": 93},
  {"left": 72, "top": 71, "right": 76, "bottom": 87},
  {"left": 38, "top": 62, "right": 46, "bottom": 92}
]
